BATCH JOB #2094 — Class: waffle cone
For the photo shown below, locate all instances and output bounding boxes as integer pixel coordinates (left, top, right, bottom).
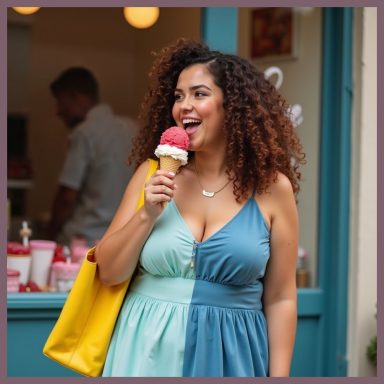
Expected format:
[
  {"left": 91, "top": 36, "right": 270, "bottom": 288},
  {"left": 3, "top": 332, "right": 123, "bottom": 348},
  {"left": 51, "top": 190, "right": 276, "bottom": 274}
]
[{"left": 159, "top": 156, "right": 182, "bottom": 173}]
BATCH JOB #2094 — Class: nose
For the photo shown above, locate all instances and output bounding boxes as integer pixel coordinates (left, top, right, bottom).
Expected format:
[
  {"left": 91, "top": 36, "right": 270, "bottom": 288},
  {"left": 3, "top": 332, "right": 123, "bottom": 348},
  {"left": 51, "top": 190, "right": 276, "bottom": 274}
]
[{"left": 180, "top": 96, "right": 193, "bottom": 111}]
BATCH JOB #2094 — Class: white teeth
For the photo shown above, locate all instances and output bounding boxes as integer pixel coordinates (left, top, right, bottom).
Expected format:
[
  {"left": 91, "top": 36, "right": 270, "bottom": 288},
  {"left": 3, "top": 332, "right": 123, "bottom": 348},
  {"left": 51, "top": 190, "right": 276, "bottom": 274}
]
[{"left": 182, "top": 118, "right": 201, "bottom": 126}]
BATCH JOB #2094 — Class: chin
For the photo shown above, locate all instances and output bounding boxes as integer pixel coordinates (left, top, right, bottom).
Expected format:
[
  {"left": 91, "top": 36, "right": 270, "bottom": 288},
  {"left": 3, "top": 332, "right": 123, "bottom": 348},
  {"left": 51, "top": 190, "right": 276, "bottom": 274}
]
[{"left": 188, "top": 141, "right": 199, "bottom": 152}]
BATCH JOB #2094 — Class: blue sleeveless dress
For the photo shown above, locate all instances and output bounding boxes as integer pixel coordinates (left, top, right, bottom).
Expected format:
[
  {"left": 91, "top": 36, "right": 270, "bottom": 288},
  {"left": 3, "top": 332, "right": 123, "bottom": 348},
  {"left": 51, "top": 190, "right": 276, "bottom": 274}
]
[{"left": 102, "top": 197, "right": 270, "bottom": 377}]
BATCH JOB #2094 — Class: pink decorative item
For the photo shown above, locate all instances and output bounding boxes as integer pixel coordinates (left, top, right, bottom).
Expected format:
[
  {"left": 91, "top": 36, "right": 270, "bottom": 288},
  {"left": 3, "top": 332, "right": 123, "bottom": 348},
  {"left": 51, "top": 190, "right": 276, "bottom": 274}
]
[{"left": 70, "top": 238, "right": 88, "bottom": 263}]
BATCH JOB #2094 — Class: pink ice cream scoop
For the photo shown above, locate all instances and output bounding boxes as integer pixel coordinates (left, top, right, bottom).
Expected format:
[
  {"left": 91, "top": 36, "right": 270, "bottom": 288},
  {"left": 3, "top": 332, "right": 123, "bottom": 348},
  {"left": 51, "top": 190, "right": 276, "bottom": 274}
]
[
  {"left": 155, "top": 126, "right": 189, "bottom": 172},
  {"left": 160, "top": 126, "right": 189, "bottom": 150}
]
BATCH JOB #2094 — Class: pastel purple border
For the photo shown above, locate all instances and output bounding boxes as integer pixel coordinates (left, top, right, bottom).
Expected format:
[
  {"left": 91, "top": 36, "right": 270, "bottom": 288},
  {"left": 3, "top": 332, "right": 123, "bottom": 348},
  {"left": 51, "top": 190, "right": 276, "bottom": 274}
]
[
  {"left": 1, "top": 0, "right": 382, "bottom": 383},
  {"left": 2, "top": 0, "right": 382, "bottom": 7}
]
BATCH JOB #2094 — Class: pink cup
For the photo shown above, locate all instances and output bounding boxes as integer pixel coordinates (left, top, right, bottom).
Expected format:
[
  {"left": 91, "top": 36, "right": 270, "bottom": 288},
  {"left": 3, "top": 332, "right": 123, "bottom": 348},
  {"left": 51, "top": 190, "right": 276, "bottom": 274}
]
[
  {"left": 29, "top": 240, "right": 57, "bottom": 290},
  {"left": 7, "top": 242, "right": 31, "bottom": 284},
  {"left": 51, "top": 262, "right": 81, "bottom": 292}
]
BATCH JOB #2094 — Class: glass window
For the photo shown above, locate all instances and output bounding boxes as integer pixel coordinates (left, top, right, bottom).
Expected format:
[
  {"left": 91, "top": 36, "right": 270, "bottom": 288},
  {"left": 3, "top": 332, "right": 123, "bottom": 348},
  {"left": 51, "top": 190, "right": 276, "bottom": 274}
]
[{"left": 238, "top": 8, "right": 323, "bottom": 287}]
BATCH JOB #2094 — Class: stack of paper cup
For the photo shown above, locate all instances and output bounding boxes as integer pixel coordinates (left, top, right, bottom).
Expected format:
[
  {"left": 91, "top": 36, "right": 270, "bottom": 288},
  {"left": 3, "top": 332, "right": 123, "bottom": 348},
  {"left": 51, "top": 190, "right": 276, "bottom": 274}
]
[
  {"left": 7, "top": 269, "right": 20, "bottom": 293},
  {"left": 30, "top": 240, "right": 57, "bottom": 290}
]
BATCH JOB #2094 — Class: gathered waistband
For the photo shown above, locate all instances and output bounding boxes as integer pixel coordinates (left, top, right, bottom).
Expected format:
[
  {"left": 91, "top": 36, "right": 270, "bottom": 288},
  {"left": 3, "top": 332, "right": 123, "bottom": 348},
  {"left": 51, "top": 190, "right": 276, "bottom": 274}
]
[
  {"left": 129, "top": 271, "right": 263, "bottom": 311},
  {"left": 129, "top": 271, "right": 194, "bottom": 305}
]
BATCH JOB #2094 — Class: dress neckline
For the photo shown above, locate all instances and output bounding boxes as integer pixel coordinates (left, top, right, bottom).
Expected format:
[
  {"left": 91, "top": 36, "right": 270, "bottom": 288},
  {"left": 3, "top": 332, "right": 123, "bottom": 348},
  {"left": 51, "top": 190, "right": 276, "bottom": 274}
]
[{"left": 170, "top": 198, "right": 254, "bottom": 245}]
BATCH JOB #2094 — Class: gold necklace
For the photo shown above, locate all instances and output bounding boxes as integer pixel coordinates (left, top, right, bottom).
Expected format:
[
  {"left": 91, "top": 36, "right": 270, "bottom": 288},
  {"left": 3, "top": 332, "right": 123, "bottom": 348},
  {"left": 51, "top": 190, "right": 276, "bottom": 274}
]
[{"left": 194, "top": 163, "right": 231, "bottom": 198}]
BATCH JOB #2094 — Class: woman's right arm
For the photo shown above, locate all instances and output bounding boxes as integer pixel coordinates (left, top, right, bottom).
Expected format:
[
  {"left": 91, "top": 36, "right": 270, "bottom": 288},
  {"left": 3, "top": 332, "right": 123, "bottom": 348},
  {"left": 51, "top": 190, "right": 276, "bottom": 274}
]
[{"left": 95, "top": 160, "right": 176, "bottom": 286}]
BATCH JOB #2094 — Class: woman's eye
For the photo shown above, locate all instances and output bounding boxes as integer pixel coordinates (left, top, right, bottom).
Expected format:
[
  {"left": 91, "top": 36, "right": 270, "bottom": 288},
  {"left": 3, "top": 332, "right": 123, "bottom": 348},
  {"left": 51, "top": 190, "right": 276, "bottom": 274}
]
[
  {"left": 174, "top": 94, "right": 183, "bottom": 101},
  {"left": 195, "top": 91, "right": 206, "bottom": 97}
]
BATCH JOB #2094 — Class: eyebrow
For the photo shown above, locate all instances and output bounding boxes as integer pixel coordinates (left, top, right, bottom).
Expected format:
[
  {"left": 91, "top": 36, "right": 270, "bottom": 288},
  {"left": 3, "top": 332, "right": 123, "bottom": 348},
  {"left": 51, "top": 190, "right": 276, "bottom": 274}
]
[{"left": 174, "top": 84, "right": 212, "bottom": 92}]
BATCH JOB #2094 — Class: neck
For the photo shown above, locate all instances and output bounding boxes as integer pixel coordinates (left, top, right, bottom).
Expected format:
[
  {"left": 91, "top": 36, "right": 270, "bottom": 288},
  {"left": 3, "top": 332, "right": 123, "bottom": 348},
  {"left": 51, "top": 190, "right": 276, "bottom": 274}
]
[
  {"left": 192, "top": 152, "right": 232, "bottom": 198},
  {"left": 83, "top": 100, "right": 98, "bottom": 114},
  {"left": 192, "top": 153, "right": 227, "bottom": 178}
]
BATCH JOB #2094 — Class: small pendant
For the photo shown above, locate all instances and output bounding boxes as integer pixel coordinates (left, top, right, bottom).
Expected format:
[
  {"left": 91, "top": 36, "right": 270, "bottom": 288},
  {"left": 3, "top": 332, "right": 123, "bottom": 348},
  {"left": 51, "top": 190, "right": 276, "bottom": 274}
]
[{"left": 202, "top": 190, "right": 215, "bottom": 198}]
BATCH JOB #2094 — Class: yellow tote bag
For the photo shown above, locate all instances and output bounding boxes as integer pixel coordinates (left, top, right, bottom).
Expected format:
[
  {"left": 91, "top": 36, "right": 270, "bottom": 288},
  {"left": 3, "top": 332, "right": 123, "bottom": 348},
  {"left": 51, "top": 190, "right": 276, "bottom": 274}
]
[{"left": 43, "top": 159, "right": 158, "bottom": 377}]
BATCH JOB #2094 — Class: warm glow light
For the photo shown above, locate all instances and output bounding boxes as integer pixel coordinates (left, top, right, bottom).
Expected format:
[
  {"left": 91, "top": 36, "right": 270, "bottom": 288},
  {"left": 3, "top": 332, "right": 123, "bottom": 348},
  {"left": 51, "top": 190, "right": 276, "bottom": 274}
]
[
  {"left": 123, "top": 7, "right": 159, "bottom": 29},
  {"left": 12, "top": 7, "right": 41, "bottom": 15}
]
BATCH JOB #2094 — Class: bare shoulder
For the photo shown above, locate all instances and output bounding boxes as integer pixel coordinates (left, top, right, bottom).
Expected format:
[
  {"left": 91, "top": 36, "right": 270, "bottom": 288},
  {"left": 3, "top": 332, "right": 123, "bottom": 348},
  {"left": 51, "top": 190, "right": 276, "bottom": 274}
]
[
  {"left": 257, "top": 172, "right": 294, "bottom": 203},
  {"left": 254, "top": 172, "right": 296, "bottom": 229},
  {"left": 134, "top": 160, "right": 152, "bottom": 180},
  {"left": 267, "top": 172, "right": 297, "bottom": 221},
  {"left": 269, "top": 172, "right": 294, "bottom": 199}
]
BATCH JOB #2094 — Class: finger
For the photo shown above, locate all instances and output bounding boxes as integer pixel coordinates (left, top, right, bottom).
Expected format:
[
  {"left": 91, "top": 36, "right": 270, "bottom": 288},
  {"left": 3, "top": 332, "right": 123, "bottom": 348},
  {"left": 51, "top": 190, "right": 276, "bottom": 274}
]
[
  {"left": 149, "top": 175, "right": 176, "bottom": 189},
  {"left": 146, "top": 184, "right": 175, "bottom": 198},
  {"left": 146, "top": 193, "right": 171, "bottom": 205},
  {"left": 154, "top": 170, "right": 176, "bottom": 178}
]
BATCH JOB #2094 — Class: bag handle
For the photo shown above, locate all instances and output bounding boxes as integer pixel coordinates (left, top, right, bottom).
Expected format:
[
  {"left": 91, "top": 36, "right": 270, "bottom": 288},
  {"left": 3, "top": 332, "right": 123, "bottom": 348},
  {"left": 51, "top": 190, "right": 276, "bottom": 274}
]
[{"left": 136, "top": 158, "right": 159, "bottom": 210}]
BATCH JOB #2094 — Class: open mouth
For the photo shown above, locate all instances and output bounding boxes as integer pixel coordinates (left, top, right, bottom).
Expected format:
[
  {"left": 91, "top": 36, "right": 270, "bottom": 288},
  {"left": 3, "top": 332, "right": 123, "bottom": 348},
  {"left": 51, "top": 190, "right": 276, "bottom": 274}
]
[{"left": 182, "top": 118, "right": 201, "bottom": 136}]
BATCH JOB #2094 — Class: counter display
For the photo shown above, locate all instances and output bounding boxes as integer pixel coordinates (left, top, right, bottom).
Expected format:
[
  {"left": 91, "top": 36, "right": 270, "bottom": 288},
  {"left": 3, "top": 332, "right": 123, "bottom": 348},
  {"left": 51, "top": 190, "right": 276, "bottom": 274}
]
[
  {"left": 6, "top": 238, "right": 87, "bottom": 376},
  {"left": 7, "top": 239, "right": 86, "bottom": 294},
  {"left": 7, "top": 293, "right": 80, "bottom": 377}
]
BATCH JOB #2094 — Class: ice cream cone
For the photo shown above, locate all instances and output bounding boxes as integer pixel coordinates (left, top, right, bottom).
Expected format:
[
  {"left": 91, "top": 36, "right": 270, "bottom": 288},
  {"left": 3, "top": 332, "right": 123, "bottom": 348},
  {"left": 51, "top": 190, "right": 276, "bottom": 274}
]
[{"left": 159, "top": 156, "right": 182, "bottom": 174}]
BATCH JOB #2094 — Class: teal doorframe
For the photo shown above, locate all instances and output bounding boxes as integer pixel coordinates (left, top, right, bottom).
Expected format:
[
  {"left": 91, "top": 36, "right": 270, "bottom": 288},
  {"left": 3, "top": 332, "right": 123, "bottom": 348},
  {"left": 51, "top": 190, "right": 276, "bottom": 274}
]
[
  {"left": 318, "top": 7, "right": 353, "bottom": 376},
  {"left": 201, "top": 8, "right": 238, "bottom": 53},
  {"left": 202, "top": 7, "right": 353, "bottom": 377}
]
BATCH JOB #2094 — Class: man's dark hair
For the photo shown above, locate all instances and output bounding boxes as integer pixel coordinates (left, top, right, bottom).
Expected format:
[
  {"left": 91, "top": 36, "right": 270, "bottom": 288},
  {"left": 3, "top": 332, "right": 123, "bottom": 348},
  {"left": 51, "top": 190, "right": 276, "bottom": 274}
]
[{"left": 50, "top": 67, "right": 99, "bottom": 101}]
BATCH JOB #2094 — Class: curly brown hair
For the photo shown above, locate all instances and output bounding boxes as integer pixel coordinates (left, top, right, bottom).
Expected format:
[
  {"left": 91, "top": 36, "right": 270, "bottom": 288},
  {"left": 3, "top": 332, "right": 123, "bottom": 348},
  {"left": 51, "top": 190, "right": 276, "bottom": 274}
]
[{"left": 130, "top": 38, "right": 305, "bottom": 202}]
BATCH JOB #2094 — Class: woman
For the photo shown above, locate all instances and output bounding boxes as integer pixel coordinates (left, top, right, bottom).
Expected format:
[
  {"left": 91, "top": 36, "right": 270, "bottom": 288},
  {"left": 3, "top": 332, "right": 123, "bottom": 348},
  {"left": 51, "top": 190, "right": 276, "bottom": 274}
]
[{"left": 96, "top": 38, "right": 305, "bottom": 377}]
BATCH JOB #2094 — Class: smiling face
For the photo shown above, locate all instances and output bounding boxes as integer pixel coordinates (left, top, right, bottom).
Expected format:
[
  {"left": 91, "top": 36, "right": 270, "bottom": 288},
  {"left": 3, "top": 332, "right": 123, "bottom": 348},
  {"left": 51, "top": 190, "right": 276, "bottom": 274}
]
[{"left": 172, "top": 63, "right": 225, "bottom": 152}]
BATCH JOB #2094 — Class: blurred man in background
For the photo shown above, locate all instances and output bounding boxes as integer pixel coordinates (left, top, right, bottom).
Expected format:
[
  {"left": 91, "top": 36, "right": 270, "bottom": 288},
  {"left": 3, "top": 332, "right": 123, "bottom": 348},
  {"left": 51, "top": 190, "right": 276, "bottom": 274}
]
[{"left": 48, "top": 67, "right": 136, "bottom": 246}]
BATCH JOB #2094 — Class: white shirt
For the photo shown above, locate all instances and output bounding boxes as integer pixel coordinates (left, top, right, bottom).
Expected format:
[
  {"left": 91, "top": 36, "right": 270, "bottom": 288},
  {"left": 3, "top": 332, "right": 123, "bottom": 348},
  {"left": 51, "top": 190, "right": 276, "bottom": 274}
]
[{"left": 58, "top": 103, "right": 137, "bottom": 246}]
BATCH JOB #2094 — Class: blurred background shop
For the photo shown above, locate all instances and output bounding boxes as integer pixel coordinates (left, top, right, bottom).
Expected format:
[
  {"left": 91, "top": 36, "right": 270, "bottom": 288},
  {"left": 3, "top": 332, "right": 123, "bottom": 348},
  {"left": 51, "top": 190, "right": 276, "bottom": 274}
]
[{"left": 7, "top": 7, "right": 377, "bottom": 377}]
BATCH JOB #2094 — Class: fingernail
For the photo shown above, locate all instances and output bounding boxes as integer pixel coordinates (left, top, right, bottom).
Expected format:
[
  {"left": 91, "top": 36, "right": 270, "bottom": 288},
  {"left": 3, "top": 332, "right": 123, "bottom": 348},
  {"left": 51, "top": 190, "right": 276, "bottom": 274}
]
[{"left": 168, "top": 172, "right": 175, "bottom": 176}]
